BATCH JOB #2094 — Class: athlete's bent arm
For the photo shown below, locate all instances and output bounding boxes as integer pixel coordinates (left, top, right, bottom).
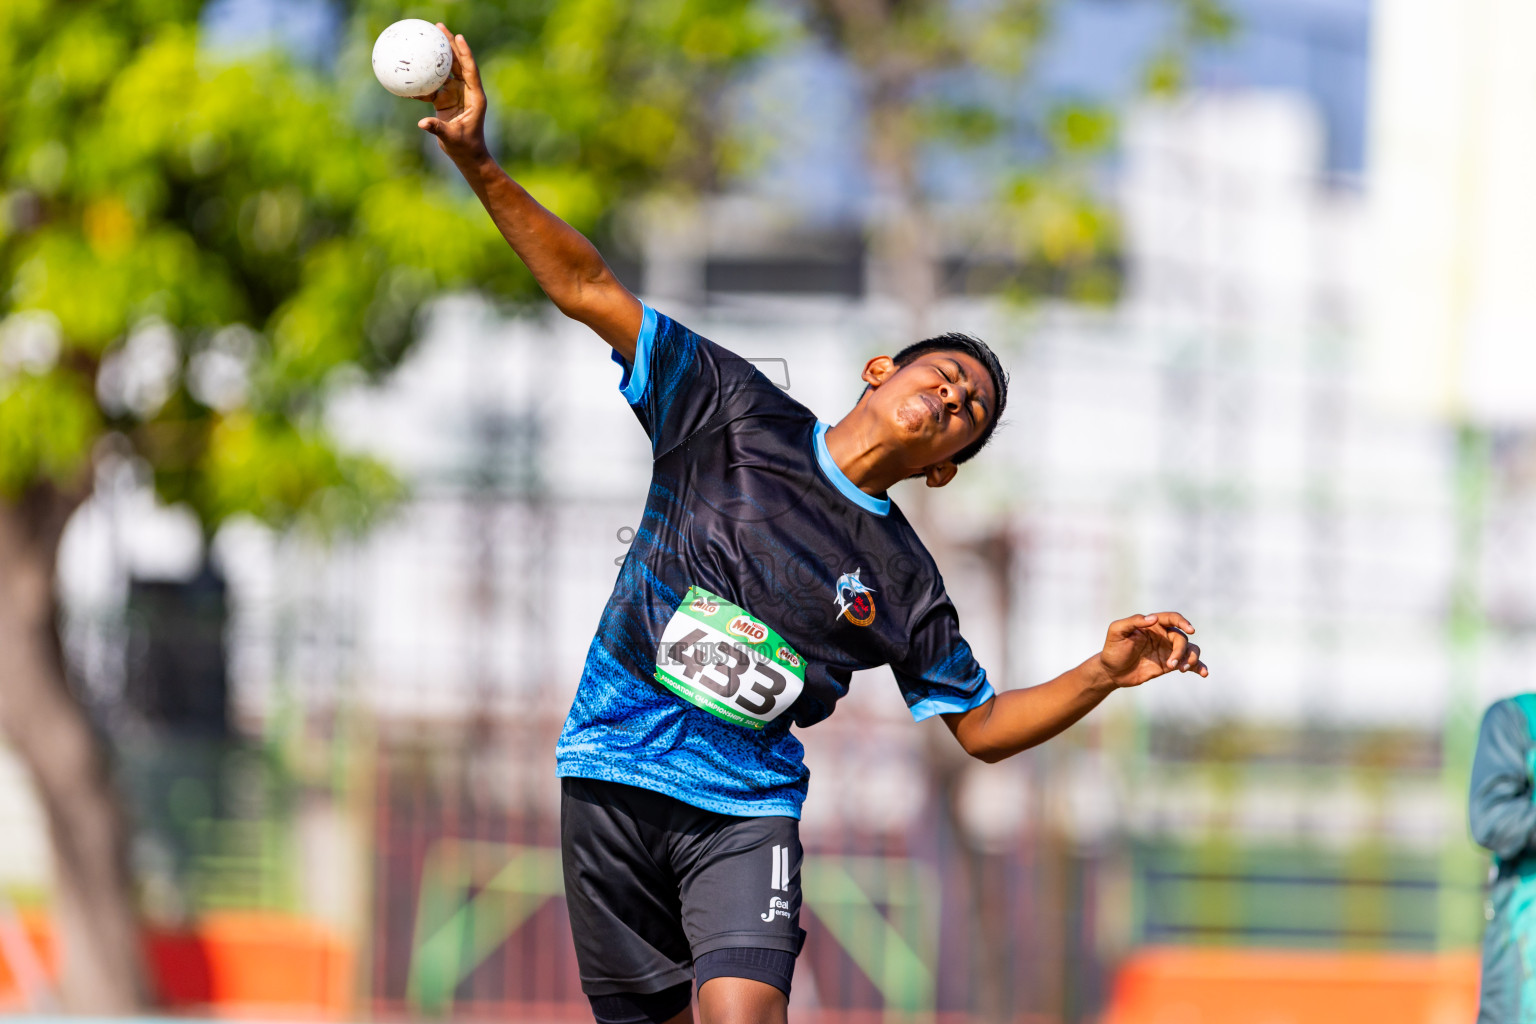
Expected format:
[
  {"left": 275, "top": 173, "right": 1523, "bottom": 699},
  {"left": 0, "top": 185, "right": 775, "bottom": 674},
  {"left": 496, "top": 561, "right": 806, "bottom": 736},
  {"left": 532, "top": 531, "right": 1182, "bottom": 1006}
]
[
  {"left": 414, "top": 25, "right": 643, "bottom": 357},
  {"left": 943, "top": 612, "right": 1206, "bottom": 763}
]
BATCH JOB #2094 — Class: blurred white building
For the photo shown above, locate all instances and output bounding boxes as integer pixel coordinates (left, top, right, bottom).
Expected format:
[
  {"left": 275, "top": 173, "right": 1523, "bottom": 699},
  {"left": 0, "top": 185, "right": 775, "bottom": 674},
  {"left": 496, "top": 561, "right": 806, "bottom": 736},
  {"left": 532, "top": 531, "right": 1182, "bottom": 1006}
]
[
  {"left": 23, "top": 86, "right": 1504, "bottom": 873},
  {"left": 8, "top": 0, "right": 1518, "bottom": 986},
  {"left": 98, "top": 92, "right": 1465, "bottom": 733}
]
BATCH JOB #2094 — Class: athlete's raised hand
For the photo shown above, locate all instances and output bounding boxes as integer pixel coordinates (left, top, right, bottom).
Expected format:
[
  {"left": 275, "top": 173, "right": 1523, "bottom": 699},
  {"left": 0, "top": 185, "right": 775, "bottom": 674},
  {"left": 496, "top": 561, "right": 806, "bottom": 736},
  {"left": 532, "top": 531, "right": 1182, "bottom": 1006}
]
[
  {"left": 1096, "top": 612, "right": 1207, "bottom": 687},
  {"left": 416, "top": 25, "right": 488, "bottom": 166},
  {"left": 406, "top": 23, "right": 642, "bottom": 354}
]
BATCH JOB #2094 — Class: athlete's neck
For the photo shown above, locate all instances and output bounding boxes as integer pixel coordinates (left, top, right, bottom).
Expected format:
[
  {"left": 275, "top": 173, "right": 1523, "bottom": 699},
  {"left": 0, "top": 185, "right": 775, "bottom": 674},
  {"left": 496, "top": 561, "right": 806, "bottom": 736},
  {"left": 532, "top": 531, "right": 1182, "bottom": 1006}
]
[{"left": 823, "top": 416, "right": 911, "bottom": 497}]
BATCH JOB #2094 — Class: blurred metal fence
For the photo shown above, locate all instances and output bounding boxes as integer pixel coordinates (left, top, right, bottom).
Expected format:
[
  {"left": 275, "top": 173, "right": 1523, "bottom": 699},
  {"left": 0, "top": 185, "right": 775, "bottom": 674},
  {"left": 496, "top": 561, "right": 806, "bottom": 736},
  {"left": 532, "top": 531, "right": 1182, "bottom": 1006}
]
[
  {"left": 363, "top": 728, "right": 1085, "bottom": 1020},
  {"left": 1136, "top": 843, "right": 1451, "bottom": 950},
  {"left": 92, "top": 713, "right": 1488, "bottom": 1023}
]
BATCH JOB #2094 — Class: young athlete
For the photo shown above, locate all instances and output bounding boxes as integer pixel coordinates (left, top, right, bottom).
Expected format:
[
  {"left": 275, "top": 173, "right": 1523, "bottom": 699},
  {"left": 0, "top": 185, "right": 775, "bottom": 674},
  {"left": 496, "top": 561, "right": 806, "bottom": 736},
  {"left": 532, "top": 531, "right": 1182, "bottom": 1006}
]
[{"left": 414, "top": 25, "right": 1209, "bottom": 1024}]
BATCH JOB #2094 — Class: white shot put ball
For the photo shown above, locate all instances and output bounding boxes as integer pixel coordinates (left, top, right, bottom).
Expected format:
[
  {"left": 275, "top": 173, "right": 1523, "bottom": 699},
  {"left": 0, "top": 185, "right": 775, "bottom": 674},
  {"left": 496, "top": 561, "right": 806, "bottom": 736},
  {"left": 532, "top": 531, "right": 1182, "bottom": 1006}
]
[{"left": 372, "top": 19, "right": 454, "bottom": 98}]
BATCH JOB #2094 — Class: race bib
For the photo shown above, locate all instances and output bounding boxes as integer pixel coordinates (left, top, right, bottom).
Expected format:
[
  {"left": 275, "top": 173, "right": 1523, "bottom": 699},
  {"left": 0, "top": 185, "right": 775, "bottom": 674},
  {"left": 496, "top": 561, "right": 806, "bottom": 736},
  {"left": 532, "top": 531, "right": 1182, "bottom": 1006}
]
[{"left": 655, "top": 586, "right": 806, "bottom": 730}]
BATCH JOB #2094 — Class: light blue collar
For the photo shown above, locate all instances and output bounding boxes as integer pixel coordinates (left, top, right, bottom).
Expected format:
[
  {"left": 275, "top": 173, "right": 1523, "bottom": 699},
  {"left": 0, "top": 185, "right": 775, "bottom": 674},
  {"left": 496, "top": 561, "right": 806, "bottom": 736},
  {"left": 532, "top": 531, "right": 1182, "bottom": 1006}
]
[{"left": 813, "top": 422, "right": 890, "bottom": 516}]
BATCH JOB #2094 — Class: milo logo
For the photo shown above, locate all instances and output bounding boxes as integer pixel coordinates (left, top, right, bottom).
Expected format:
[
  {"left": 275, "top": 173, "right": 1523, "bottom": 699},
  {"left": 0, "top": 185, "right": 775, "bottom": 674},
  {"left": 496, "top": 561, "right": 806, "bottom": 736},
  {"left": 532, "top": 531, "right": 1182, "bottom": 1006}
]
[
  {"left": 727, "top": 615, "right": 768, "bottom": 644},
  {"left": 691, "top": 596, "right": 719, "bottom": 615},
  {"left": 775, "top": 646, "right": 801, "bottom": 669}
]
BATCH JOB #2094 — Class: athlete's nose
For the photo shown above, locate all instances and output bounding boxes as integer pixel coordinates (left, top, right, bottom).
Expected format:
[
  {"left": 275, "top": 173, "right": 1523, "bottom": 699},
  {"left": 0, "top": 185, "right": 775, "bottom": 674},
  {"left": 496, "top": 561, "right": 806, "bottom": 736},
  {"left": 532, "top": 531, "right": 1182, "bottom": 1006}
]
[{"left": 939, "top": 381, "right": 967, "bottom": 417}]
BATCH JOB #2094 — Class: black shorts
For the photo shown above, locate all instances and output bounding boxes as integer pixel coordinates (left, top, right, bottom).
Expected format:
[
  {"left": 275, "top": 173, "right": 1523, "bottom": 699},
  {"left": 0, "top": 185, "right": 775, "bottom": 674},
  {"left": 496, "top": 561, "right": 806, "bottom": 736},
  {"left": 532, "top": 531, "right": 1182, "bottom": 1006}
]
[{"left": 560, "top": 776, "right": 806, "bottom": 998}]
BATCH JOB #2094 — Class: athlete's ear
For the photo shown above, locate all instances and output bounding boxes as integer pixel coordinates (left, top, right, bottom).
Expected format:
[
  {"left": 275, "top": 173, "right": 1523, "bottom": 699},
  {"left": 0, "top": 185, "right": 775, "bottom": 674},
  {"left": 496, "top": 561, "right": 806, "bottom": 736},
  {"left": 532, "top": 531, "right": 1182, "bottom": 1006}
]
[
  {"left": 861, "top": 355, "right": 897, "bottom": 388},
  {"left": 923, "top": 461, "right": 958, "bottom": 488}
]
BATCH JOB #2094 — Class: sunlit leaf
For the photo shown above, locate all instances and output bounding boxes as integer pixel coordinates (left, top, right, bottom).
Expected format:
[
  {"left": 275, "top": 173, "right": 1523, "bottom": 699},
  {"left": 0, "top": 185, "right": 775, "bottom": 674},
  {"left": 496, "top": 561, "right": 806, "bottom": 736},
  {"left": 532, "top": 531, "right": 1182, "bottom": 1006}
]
[{"left": 0, "top": 0, "right": 777, "bottom": 527}]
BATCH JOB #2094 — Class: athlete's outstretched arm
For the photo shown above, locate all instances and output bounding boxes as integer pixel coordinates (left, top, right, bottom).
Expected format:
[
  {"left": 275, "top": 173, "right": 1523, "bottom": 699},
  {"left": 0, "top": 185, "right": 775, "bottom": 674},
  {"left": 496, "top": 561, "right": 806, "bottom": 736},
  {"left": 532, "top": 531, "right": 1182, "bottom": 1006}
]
[
  {"left": 415, "top": 25, "right": 643, "bottom": 358},
  {"left": 942, "top": 612, "right": 1206, "bottom": 763}
]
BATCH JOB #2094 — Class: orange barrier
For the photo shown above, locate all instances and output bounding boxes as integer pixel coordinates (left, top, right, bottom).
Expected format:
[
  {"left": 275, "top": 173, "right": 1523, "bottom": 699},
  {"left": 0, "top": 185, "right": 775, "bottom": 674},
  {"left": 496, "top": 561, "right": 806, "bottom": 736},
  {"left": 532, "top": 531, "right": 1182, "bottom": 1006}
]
[
  {"left": 1103, "top": 947, "right": 1480, "bottom": 1024},
  {"left": 0, "top": 921, "right": 1483, "bottom": 1022},
  {"left": 0, "top": 912, "right": 353, "bottom": 1017}
]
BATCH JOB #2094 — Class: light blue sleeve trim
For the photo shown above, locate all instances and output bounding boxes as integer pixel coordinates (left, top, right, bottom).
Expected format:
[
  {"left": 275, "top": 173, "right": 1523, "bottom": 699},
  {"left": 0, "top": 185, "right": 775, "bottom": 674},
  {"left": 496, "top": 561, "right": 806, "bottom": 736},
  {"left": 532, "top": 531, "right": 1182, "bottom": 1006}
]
[
  {"left": 907, "top": 680, "right": 995, "bottom": 723},
  {"left": 611, "top": 304, "right": 657, "bottom": 406},
  {"left": 813, "top": 421, "right": 890, "bottom": 516}
]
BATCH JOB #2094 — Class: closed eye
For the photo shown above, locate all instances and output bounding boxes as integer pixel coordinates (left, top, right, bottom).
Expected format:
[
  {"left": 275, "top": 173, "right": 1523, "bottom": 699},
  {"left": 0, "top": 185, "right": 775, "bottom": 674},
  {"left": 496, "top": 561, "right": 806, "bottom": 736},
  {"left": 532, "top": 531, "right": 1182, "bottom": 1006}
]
[{"left": 939, "top": 359, "right": 986, "bottom": 424}]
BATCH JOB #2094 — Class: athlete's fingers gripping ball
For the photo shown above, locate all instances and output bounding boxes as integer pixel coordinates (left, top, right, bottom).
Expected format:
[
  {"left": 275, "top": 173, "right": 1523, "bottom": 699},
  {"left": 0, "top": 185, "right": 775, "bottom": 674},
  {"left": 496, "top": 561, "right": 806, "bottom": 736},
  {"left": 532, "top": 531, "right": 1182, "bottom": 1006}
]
[
  {"left": 372, "top": 19, "right": 454, "bottom": 98},
  {"left": 402, "top": 27, "right": 488, "bottom": 160}
]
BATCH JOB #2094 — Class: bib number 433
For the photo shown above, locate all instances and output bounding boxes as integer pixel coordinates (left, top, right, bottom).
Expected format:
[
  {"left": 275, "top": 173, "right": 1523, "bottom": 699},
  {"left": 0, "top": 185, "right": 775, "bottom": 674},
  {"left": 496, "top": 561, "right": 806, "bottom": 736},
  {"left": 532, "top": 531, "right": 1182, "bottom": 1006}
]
[{"left": 655, "top": 587, "right": 806, "bottom": 730}]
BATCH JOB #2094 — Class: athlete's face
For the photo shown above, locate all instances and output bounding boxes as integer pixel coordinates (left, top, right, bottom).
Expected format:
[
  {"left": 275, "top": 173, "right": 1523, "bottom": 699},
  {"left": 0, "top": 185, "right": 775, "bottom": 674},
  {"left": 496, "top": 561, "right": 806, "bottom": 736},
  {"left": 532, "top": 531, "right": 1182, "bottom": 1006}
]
[{"left": 859, "top": 350, "right": 996, "bottom": 486}]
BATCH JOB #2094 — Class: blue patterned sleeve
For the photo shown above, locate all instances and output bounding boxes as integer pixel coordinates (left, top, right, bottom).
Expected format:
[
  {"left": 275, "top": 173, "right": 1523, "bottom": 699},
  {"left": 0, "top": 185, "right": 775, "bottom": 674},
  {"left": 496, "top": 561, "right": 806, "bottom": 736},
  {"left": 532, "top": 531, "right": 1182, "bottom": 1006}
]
[
  {"left": 893, "top": 598, "right": 995, "bottom": 722},
  {"left": 1471, "top": 698, "right": 1536, "bottom": 862},
  {"left": 611, "top": 306, "right": 743, "bottom": 456}
]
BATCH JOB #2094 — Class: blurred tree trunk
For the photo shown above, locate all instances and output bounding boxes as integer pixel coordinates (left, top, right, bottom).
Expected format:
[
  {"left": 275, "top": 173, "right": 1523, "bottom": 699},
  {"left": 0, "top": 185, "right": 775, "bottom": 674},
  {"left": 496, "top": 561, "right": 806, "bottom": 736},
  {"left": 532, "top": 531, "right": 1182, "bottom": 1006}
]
[
  {"left": 821, "top": 5, "right": 1013, "bottom": 1017},
  {"left": 823, "top": 4, "right": 1015, "bottom": 1016},
  {"left": 924, "top": 725, "right": 1014, "bottom": 1024},
  {"left": 867, "top": 90, "right": 940, "bottom": 336},
  {"left": 812, "top": 3, "right": 1222, "bottom": 1017},
  {"left": 824, "top": 1, "right": 942, "bottom": 337},
  {"left": 0, "top": 485, "right": 152, "bottom": 1012}
]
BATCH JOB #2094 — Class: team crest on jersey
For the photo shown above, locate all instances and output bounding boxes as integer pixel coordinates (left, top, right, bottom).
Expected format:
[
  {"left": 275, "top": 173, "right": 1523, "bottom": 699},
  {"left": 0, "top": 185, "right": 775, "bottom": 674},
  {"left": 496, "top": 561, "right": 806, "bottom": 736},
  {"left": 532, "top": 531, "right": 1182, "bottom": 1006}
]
[{"left": 833, "top": 568, "right": 877, "bottom": 627}]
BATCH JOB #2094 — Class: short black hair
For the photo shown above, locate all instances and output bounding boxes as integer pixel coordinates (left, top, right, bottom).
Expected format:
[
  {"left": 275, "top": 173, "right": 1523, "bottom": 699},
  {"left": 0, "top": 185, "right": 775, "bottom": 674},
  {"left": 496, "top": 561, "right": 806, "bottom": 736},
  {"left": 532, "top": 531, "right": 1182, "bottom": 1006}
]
[{"left": 891, "top": 332, "right": 1009, "bottom": 465}]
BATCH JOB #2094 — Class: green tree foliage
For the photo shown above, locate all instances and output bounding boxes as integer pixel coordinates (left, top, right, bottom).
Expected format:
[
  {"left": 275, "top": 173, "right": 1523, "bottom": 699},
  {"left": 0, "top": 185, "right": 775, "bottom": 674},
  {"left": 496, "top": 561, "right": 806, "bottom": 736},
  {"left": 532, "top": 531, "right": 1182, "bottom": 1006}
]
[
  {"left": 806, "top": 0, "right": 1233, "bottom": 306},
  {"left": 0, "top": 1, "right": 781, "bottom": 1009},
  {"left": 0, "top": 0, "right": 782, "bottom": 532}
]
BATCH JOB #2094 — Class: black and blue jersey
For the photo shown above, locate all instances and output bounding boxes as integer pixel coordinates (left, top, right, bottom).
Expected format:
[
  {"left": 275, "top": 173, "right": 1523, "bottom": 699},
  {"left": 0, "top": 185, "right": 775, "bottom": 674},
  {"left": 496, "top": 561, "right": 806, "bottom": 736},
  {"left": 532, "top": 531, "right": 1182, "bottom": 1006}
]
[{"left": 555, "top": 306, "right": 995, "bottom": 817}]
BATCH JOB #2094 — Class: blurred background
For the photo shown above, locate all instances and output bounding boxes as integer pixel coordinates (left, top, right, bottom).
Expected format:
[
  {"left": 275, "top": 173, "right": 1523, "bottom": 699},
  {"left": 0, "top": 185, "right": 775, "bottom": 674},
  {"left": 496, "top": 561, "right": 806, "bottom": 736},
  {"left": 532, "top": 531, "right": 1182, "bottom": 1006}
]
[{"left": 1, "top": 0, "right": 1528, "bottom": 1020}]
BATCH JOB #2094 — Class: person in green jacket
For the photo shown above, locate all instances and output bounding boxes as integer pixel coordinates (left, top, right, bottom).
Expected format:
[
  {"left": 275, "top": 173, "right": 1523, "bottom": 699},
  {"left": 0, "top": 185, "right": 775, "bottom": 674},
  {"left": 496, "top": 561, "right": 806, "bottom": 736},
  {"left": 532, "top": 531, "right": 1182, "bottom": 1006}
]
[{"left": 1472, "top": 695, "right": 1536, "bottom": 1023}]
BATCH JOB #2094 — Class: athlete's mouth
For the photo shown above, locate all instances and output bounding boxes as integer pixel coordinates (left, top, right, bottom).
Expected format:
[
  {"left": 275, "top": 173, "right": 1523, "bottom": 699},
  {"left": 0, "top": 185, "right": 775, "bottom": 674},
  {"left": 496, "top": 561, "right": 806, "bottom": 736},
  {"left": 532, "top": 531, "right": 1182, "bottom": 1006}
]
[{"left": 920, "top": 392, "right": 943, "bottom": 424}]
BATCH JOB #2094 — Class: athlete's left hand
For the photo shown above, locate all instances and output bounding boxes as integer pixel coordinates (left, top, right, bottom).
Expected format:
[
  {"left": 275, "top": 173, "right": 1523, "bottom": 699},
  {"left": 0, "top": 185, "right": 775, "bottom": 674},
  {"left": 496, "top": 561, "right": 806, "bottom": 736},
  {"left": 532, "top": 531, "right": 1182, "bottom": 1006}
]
[{"left": 1096, "top": 612, "right": 1207, "bottom": 687}]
